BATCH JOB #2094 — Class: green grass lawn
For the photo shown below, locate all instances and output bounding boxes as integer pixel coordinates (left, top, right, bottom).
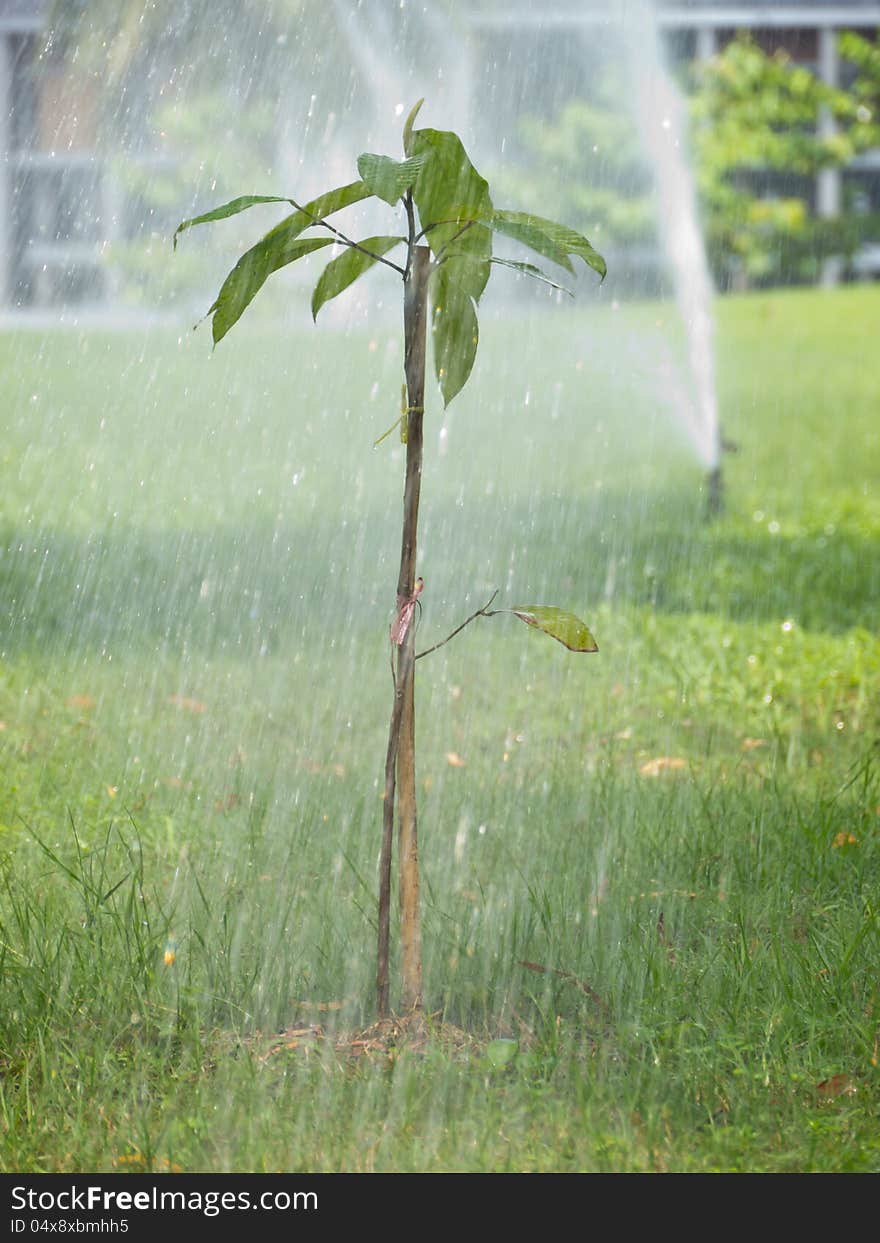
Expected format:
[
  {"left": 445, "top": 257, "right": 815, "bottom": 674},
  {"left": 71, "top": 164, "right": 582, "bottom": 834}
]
[{"left": 0, "top": 283, "right": 878, "bottom": 1172}]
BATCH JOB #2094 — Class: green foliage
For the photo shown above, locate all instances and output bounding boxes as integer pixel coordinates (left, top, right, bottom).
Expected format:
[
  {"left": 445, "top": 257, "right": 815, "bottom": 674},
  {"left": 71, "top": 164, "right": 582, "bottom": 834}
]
[
  {"left": 488, "top": 82, "right": 657, "bottom": 261},
  {"left": 198, "top": 181, "right": 373, "bottom": 343},
  {"left": 689, "top": 35, "right": 875, "bottom": 287},
  {"left": 210, "top": 236, "right": 335, "bottom": 344},
  {"left": 497, "top": 34, "right": 879, "bottom": 293},
  {"left": 692, "top": 37, "right": 855, "bottom": 173},
  {"left": 489, "top": 211, "right": 606, "bottom": 280},
  {"left": 507, "top": 606, "right": 599, "bottom": 653},
  {"left": 311, "top": 236, "right": 406, "bottom": 321},
  {"left": 430, "top": 263, "right": 480, "bottom": 407},
  {"left": 175, "top": 104, "right": 603, "bottom": 1020},
  {"left": 177, "top": 104, "right": 604, "bottom": 401},
  {"left": 356, "top": 154, "right": 426, "bottom": 206},
  {"left": 405, "top": 120, "right": 496, "bottom": 400},
  {"left": 2, "top": 288, "right": 880, "bottom": 1171},
  {"left": 173, "top": 196, "right": 295, "bottom": 250},
  {"left": 840, "top": 31, "right": 880, "bottom": 149}
]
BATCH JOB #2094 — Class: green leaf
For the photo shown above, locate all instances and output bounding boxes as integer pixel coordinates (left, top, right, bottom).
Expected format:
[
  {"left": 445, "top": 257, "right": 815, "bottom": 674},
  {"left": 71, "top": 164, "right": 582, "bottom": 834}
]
[
  {"left": 439, "top": 238, "right": 493, "bottom": 303},
  {"left": 483, "top": 256, "right": 574, "bottom": 296},
  {"left": 411, "top": 129, "right": 491, "bottom": 220},
  {"left": 489, "top": 210, "right": 607, "bottom": 280},
  {"left": 311, "top": 235, "right": 405, "bottom": 320},
  {"left": 509, "top": 606, "right": 599, "bottom": 653},
  {"left": 402, "top": 99, "right": 424, "bottom": 157},
  {"left": 486, "top": 212, "right": 573, "bottom": 273},
  {"left": 430, "top": 264, "right": 479, "bottom": 408},
  {"left": 173, "top": 195, "right": 293, "bottom": 250},
  {"left": 283, "top": 179, "right": 375, "bottom": 238},
  {"left": 203, "top": 180, "right": 374, "bottom": 343},
  {"left": 357, "top": 154, "right": 425, "bottom": 206},
  {"left": 210, "top": 234, "right": 334, "bottom": 344},
  {"left": 410, "top": 128, "right": 493, "bottom": 279}
]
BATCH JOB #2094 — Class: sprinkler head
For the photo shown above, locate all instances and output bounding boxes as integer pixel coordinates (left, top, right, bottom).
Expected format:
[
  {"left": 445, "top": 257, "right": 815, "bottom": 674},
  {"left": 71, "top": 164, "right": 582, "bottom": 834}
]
[{"left": 705, "top": 465, "right": 724, "bottom": 518}]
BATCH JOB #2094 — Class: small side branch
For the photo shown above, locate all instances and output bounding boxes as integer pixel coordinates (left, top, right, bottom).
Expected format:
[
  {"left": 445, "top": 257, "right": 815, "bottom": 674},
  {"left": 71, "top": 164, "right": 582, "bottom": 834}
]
[
  {"left": 415, "top": 590, "right": 499, "bottom": 661},
  {"left": 417, "top": 217, "right": 478, "bottom": 246},
  {"left": 430, "top": 220, "right": 478, "bottom": 264},
  {"left": 290, "top": 198, "right": 407, "bottom": 276}
]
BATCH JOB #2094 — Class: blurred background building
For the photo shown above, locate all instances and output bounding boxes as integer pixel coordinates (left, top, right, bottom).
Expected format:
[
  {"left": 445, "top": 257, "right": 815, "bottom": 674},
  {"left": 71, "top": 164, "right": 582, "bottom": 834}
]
[{"left": 1, "top": 0, "right": 879, "bottom": 309}]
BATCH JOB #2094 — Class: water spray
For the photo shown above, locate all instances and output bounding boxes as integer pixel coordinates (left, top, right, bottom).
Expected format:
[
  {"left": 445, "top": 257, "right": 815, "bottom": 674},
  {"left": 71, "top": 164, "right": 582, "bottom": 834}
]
[{"left": 620, "top": 1, "right": 724, "bottom": 514}]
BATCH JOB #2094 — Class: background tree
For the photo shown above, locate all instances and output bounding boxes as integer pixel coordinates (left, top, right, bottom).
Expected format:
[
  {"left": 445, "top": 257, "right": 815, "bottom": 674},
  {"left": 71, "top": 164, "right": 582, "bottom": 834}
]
[
  {"left": 839, "top": 32, "right": 880, "bottom": 151},
  {"left": 689, "top": 35, "right": 877, "bottom": 288},
  {"left": 489, "top": 72, "right": 656, "bottom": 290}
]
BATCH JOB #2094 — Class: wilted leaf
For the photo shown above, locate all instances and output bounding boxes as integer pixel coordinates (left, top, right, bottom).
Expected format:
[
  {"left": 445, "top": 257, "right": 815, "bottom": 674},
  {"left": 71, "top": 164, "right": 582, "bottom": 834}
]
[
  {"left": 263, "top": 1024, "right": 325, "bottom": 1057},
  {"left": 816, "top": 1073, "right": 857, "bottom": 1099},
  {"left": 357, "top": 153, "right": 425, "bottom": 205},
  {"left": 214, "top": 794, "right": 241, "bottom": 813},
  {"left": 114, "top": 1152, "right": 182, "bottom": 1174},
  {"left": 430, "top": 264, "right": 479, "bottom": 407},
  {"left": 519, "top": 960, "right": 607, "bottom": 1009},
  {"left": 311, "top": 235, "right": 405, "bottom": 319},
  {"left": 639, "top": 757, "right": 688, "bottom": 776},
  {"left": 67, "top": 694, "right": 96, "bottom": 709},
  {"left": 509, "top": 605, "right": 599, "bottom": 653},
  {"left": 831, "top": 831, "right": 858, "bottom": 848},
  {"left": 168, "top": 694, "right": 207, "bottom": 713}
]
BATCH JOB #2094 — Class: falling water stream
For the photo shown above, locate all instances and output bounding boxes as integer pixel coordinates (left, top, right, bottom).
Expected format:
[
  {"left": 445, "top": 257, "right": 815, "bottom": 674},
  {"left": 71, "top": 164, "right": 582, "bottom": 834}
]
[
  {"left": 317, "top": 0, "right": 722, "bottom": 484},
  {"left": 621, "top": 0, "right": 722, "bottom": 476}
]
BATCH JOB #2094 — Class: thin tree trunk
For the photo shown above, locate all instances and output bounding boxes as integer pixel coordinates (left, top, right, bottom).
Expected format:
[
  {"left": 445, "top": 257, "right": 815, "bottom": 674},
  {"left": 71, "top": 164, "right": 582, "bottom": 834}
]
[{"left": 377, "top": 245, "right": 429, "bottom": 1016}]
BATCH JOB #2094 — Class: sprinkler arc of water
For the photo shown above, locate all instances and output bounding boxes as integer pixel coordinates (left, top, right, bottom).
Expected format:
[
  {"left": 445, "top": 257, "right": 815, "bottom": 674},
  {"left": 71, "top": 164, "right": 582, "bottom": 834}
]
[
  {"left": 619, "top": 0, "right": 722, "bottom": 476},
  {"left": 297, "top": 1, "right": 724, "bottom": 484}
]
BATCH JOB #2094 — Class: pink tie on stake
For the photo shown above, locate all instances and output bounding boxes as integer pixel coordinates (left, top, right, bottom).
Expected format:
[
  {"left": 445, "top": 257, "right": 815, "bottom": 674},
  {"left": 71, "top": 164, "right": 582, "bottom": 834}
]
[{"left": 390, "top": 577, "right": 425, "bottom": 646}]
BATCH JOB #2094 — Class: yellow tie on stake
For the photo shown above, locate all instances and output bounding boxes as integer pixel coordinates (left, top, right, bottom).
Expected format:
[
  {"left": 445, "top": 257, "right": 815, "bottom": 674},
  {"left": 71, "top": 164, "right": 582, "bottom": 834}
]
[{"left": 374, "top": 385, "right": 424, "bottom": 448}]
